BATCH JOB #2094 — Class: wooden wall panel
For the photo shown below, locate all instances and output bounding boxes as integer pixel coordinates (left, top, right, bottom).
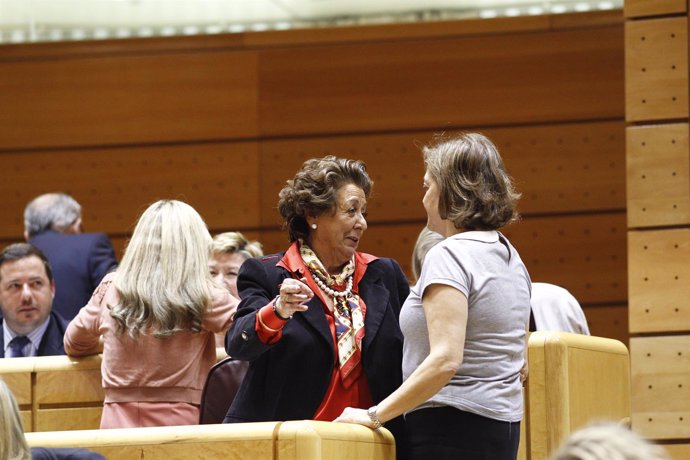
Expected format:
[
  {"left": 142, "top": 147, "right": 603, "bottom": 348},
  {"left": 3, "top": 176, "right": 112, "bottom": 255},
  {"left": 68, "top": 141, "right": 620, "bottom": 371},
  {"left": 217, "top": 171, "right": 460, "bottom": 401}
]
[
  {"left": 258, "top": 135, "right": 430, "bottom": 227},
  {"left": 492, "top": 122, "right": 625, "bottom": 214},
  {"left": 2, "top": 372, "right": 32, "bottom": 405},
  {"left": 0, "top": 51, "right": 258, "bottom": 149},
  {"left": 625, "top": 17, "right": 689, "bottom": 122},
  {"left": 110, "top": 237, "right": 127, "bottom": 261},
  {"left": 630, "top": 336, "right": 690, "bottom": 439},
  {"left": 503, "top": 213, "right": 627, "bottom": 305},
  {"left": 0, "top": 142, "right": 260, "bottom": 238},
  {"left": 625, "top": 2, "right": 690, "bottom": 445},
  {"left": 258, "top": 26, "right": 623, "bottom": 136},
  {"left": 111, "top": 230, "right": 262, "bottom": 262},
  {"left": 663, "top": 444, "right": 690, "bottom": 459},
  {"left": 36, "top": 407, "right": 103, "bottom": 432},
  {"left": 259, "top": 121, "right": 625, "bottom": 226},
  {"left": 585, "top": 305, "right": 629, "bottom": 346},
  {"left": 628, "top": 229, "right": 690, "bottom": 333},
  {"left": 261, "top": 212, "right": 626, "bottom": 307},
  {"left": 625, "top": 0, "right": 687, "bottom": 18},
  {"left": 36, "top": 370, "right": 104, "bottom": 404},
  {"left": 627, "top": 124, "right": 690, "bottom": 228}
]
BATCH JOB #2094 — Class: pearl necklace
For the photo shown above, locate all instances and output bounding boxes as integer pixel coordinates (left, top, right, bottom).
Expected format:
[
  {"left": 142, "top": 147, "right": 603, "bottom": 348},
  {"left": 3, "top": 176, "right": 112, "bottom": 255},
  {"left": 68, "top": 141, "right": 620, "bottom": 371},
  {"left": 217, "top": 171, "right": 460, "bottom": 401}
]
[
  {"left": 310, "top": 271, "right": 354, "bottom": 299},
  {"left": 310, "top": 271, "right": 355, "bottom": 318}
]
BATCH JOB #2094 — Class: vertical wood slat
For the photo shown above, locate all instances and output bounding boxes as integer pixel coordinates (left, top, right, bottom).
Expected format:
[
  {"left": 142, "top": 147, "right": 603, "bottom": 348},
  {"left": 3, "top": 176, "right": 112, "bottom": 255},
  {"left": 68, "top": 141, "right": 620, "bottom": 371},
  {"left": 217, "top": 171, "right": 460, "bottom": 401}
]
[
  {"left": 625, "top": 0, "right": 687, "bottom": 18},
  {"left": 625, "top": 17, "right": 689, "bottom": 122},
  {"left": 630, "top": 336, "right": 690, "bottom": 439},
  {"left": 625, "top": 3, "right": 690, "bottom": 445},
  {"left": 628, "top": 229, "right": 690, "bottom": 333},
  {"left": 626, "top": 123, "right": 690, "bottom": 228}
]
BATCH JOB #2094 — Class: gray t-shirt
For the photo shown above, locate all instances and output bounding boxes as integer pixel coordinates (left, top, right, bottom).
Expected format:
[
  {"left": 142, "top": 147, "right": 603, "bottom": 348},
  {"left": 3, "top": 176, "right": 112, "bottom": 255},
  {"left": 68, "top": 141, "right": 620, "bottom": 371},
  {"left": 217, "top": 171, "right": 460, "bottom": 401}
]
[{"left": 400, "top": 230, "right": 531, "bottom": 422}]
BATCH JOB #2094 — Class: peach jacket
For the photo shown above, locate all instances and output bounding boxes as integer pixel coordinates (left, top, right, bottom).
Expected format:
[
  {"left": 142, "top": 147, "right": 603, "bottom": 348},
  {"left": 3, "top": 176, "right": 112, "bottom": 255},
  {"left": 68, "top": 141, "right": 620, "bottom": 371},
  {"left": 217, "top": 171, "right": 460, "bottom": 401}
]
[{"left": 64, "top": 272, "right": 237, "bottom": 405}]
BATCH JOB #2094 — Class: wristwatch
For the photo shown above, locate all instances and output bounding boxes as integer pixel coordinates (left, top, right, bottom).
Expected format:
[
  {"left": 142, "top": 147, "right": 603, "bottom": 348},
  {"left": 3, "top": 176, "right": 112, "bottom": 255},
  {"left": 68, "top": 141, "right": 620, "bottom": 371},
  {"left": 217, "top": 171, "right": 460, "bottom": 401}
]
[{"left": 273, "top": 295, "right": 292, "bottom": 320}]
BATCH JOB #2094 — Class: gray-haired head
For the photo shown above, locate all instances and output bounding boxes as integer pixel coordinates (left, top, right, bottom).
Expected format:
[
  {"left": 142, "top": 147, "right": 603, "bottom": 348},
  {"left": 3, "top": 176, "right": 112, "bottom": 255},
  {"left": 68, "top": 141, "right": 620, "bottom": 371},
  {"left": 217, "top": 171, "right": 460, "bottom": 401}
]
[{"left": 24, "top": 193, "right": 82, "bottom": 239}]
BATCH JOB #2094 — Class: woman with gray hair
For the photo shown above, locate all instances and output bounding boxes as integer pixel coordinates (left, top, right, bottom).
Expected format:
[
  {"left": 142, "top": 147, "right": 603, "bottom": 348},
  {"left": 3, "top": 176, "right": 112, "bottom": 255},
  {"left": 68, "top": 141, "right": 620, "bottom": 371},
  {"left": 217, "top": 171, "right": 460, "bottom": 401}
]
[
  {"left": 336, "top": 133, "right": 531, "bottom": 460},
  {"left": 224, "top": 156, "right": 409, "bottom": 457},
  {"left": 551, "top": 422, "right": 669, "bottom": 460}
]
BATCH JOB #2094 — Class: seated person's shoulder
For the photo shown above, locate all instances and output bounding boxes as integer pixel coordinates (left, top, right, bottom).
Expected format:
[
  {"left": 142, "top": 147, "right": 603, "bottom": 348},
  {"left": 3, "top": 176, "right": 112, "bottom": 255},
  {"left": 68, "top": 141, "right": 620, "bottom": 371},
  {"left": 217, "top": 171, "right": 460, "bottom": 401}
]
[{"left": 31, "top": 447, "right": 106, "bottom": 460}]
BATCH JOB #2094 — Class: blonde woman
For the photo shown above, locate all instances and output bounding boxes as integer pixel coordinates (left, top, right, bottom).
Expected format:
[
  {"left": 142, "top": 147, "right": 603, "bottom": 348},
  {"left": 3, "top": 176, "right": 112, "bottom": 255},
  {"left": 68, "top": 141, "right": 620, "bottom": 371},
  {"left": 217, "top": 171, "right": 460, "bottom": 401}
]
[
  {"left": 0, "top": 379, "right": 104, "bottom": 460},
  {"left": 0, "top": 379, "right": 30, "bottom": 460},
  {"left": 64, "top": 200, "right": 237, "bottom": 428},
  {"left": 210, "top": 231, "right": 263, "bottom": 299}
]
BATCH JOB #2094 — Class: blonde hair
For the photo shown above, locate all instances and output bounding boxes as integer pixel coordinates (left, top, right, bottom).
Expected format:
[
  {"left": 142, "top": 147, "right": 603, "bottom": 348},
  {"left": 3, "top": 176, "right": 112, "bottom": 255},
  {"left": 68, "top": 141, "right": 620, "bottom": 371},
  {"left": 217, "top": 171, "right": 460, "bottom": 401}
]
[
  {"left": 423, "top": 133, "right": 520, "bottom": 231},
  {"left": 111, "top": 200, "right": 213, "bottom": 338},
  {"left": 0, "top": 379, "right": 31, "bottom": 460},
  {"left": 411, "top": 227, "right": 444, "bottom": 282},
  {"left": 211, "top": 232, "right": 263, "bottom": 260},
  {"left": 551, "top": 423, "right": 669, "bottom": 460}
]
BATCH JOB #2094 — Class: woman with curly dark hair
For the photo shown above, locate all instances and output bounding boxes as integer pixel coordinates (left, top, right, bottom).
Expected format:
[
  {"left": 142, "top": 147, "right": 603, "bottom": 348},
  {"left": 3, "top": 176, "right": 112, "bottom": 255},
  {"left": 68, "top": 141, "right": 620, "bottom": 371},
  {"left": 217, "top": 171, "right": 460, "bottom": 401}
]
[{"left": 224, "top": 156, "right": 409, "bottom": 457}]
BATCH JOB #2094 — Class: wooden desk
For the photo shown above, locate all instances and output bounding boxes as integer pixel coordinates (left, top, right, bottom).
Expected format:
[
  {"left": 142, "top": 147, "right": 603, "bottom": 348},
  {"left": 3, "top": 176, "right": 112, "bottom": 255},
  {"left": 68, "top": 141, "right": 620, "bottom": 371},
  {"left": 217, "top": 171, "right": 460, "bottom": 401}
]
[{"left": 25, "top": 420, "right": 396, "bottom": 460}]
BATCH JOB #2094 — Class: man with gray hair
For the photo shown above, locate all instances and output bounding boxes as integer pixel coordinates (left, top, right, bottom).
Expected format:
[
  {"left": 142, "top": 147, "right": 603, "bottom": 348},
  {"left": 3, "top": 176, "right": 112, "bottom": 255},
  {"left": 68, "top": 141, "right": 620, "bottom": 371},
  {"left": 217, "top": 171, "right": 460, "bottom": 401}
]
[{"left": 24, "top": 193, "right": 118, "bottom": 320}]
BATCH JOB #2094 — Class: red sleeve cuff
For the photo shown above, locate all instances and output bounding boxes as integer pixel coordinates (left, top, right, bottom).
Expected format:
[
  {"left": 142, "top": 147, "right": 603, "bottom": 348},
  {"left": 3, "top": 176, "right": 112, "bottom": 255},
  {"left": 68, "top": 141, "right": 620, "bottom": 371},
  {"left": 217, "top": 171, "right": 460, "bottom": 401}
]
[{"left": 255, "top": 303, "right": 288, "bottom": 344}]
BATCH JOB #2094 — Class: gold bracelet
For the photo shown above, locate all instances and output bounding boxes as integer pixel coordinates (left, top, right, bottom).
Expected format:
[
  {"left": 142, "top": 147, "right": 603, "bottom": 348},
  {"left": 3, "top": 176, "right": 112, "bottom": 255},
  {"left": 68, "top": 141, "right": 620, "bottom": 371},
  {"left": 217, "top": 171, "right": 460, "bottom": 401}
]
[{"left": 367, "top": 405, "right": 383, "bottom": 430}]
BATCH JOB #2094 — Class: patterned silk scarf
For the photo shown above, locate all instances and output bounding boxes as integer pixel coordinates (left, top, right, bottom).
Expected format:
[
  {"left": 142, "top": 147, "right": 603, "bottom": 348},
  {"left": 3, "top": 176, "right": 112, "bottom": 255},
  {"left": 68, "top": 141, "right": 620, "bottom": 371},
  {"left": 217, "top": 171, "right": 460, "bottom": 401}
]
[{"left": 300, "top": 242, "right": 365, "bottom": 388}]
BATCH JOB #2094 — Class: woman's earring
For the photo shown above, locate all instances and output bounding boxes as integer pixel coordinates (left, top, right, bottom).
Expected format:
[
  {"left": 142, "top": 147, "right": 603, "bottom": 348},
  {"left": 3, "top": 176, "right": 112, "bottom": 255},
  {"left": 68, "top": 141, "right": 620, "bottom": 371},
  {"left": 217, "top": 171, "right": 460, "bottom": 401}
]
[{"left": 311, "top": 223, "right": 318, "bottom": 230}]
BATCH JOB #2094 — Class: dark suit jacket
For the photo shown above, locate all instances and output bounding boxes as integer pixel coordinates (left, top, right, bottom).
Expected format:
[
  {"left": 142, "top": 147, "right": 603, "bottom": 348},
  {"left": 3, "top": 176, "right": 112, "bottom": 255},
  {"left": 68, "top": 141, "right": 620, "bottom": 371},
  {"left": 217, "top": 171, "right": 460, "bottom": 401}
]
[
  {"left": 30, "top": 230, "right": 118, "bottom": 320},
  {"left": 224, "top": 251, "right": 409, "bottom": 457},
  {"left": 31, "top": 447, "right": 106, "bottom": 460},
  {"left": 0, "top": 311, "right": 69, "bottom": 357}
]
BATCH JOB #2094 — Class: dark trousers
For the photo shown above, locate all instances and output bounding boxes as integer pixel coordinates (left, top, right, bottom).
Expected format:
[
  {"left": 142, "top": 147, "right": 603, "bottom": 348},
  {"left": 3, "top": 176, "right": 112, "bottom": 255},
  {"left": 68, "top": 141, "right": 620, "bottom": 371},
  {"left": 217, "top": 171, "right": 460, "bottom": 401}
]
[{"left": 405, "top": 406, "right": 520, "bottom": 460}]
